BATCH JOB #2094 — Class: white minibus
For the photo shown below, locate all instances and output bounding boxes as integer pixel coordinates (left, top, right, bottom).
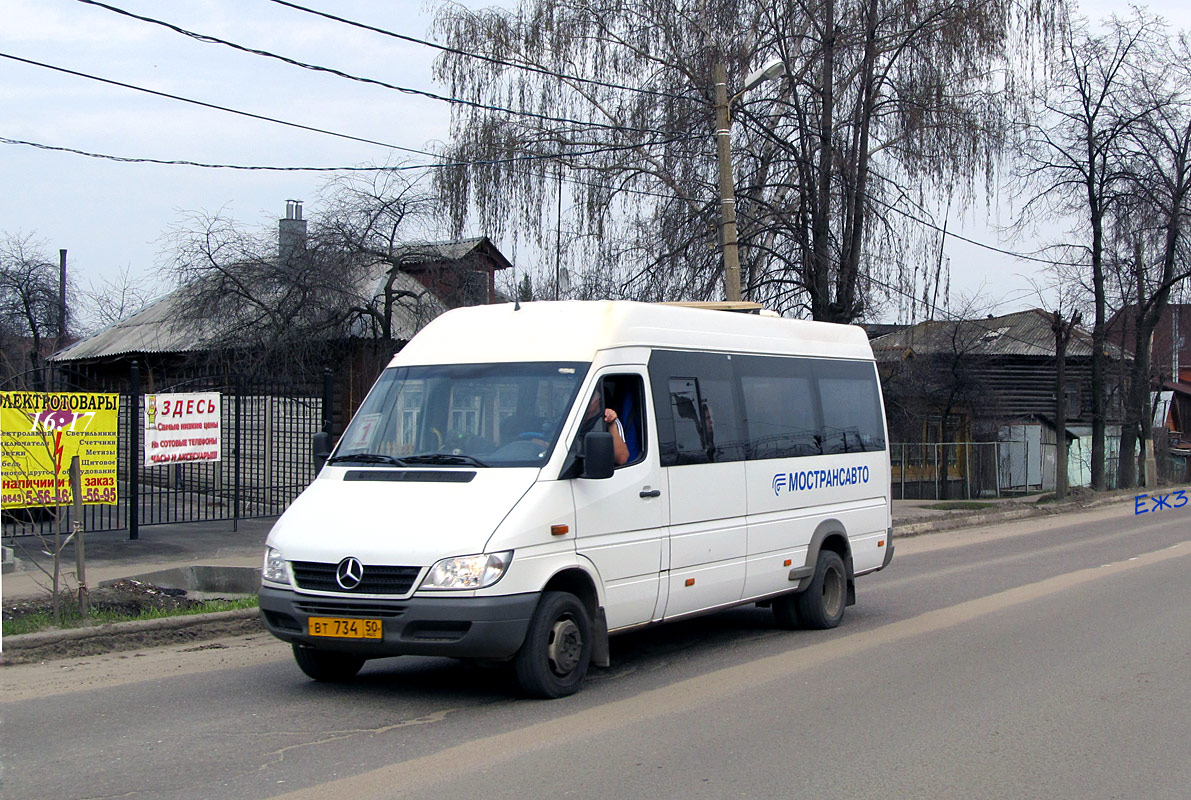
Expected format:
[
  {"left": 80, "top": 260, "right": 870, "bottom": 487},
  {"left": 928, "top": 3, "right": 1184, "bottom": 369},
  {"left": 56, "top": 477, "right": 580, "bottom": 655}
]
[{"left": 259, "top": 301, "right": 893, "bottom": 697}]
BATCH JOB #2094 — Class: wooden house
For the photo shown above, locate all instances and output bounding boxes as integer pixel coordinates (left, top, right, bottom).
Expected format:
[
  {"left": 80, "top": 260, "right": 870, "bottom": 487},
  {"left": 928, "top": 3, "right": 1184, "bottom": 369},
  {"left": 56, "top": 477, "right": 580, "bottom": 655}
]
[{"left": 871, "top": 309, "right": 1128, "bottom": 494}]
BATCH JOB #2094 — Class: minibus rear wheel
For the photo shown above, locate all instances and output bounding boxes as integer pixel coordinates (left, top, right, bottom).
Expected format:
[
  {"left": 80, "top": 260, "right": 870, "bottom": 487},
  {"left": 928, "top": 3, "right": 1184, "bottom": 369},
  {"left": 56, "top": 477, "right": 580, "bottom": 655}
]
[
  {"left": 514, "top": 591, "right": 593, "bottom": 698},
  {"left": 794, "top": 551, "right": 847, "bottom": 629},
  {"left": 292, "top": 644, "right": 366, "bottom": 682}
]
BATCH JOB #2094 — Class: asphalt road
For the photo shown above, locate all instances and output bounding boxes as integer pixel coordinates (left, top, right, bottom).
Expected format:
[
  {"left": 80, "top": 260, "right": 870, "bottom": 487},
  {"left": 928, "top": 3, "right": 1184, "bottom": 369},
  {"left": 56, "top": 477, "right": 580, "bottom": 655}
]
[{"left": 3, "top": 504, "right": 1189, "bottom": 800}]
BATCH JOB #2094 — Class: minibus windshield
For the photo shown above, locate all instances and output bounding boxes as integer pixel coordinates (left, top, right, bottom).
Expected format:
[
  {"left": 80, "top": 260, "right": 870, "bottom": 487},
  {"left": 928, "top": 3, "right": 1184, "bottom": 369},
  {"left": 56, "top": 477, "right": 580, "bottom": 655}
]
[{"left": 332, "top": 362, "right": 589, "bottom": 468}]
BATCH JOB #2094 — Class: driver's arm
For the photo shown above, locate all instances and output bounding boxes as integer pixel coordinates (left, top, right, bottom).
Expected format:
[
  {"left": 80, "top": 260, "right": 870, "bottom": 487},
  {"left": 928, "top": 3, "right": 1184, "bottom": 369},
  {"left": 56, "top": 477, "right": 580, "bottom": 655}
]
[{"left": 604, "top": 409, "right": 630, "bottom": 465}]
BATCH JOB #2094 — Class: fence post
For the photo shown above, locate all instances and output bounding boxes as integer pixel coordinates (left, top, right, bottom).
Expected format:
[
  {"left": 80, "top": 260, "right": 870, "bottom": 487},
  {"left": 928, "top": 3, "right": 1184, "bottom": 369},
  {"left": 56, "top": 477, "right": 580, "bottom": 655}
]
[
  {"left": 899, "top": 444, "right": 906, "bottom": 500},
  {"left": 129, "top": 361, "right": 140, "bottom": 541},
  {"left": 265, "top": 394, "right": 275, "bottom": 506},
  {"left": 965, "top": 444, "right": 972, "bottom": 500},
  {"left": 322, "top": 368, "right": 334, "bottom": 435},
  {"left": 934, "top": 442, "right": 940, "bottom": 500},
  {"left": 233, "top": 379, "right": 242, "bottom": 533}
]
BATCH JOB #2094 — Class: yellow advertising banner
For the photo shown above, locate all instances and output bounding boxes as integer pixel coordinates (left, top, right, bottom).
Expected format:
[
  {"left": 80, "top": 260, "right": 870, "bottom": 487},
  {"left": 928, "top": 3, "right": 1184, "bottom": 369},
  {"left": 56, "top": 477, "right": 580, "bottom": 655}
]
[{"left": 0, "top": 391, "right": 120, "bottom": 509}]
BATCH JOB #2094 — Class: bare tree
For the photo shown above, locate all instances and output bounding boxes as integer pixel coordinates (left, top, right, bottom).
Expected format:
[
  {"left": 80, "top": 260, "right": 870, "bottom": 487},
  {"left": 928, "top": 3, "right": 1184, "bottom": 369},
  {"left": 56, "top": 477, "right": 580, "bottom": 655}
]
[
  {"left": 164, "top": 209, "right": 350, "bottom": 377},
  {"left": 1051, "top": 308, "right": 1082, "bottom": 499},
  {"left": 1014, "top": 11, "right": 1161, "bottom": 490},
  {"left": 1110, "top": 37, "right": 1191, "bottom": 487},
  {"left": 431, "top": 0, "right": 1058, "bottom": 320},
  {"left": 317, "top": 173, "right": 446, "bottom": 342},
  {"left": 0, "top": 233, "right": 68, "bottom": 385},
  {"left": 77, "top": 265, "right": 154, "bottom": 335},
  {"left": 162, "top": 174, "right": 439, "bottom": 379}
]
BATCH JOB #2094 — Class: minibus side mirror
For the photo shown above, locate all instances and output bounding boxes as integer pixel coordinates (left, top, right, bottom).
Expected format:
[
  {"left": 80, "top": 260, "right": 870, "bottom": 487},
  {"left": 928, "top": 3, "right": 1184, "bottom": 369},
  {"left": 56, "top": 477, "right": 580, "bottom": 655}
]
[
  {"left": 312, "top": 432, "right": 332, "bottom": 473},
  {"left": 581, "top": 431, "right": 615, "bottom": 479}
]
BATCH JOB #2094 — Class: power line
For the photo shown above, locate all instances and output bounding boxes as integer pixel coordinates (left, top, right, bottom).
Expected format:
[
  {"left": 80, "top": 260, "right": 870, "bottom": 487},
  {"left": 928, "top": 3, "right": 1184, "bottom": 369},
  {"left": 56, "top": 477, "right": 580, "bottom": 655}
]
[
  {"left": 264, "top": 0, "right": 694, "bottom": 102},
  {"left": 0, "top": 133, "right": 700, "bottom": 173},
  {"left": 867, "top": 193, "right": 1087, "bottom": 269},
  {"left": 73, "top": 0, "right": 673, "bottom": 136},
  {"left": 0, "top": 51, "right": 437, "bottom": 157},
  {"left": 734, "top": 109, "right": 1087, "bottom": 269},
  {"left": 0, "top": 136, "right": 408, "bottom": 171}
]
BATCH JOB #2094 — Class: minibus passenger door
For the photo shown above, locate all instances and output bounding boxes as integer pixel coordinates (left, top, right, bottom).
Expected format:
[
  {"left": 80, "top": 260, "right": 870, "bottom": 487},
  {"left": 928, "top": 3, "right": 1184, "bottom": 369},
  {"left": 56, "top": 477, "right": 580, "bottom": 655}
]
[{"left": 571, "top": 372, "right": 668, "bottom": 630}]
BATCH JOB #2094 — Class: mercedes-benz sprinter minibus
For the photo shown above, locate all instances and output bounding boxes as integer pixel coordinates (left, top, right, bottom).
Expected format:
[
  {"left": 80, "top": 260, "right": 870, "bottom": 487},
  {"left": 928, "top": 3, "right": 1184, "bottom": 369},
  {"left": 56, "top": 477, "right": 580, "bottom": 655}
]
[{"left": 259, "top": 301, "right": 893, "bottom": 697}]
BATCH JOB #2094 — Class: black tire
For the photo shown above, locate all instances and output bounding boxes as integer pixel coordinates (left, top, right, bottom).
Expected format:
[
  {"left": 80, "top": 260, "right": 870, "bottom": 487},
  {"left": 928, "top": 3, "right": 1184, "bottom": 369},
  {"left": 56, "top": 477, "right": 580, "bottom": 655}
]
[
  {"left": 292, "top": 644, "right": 366, "bottom": 682},
  {"left": 794, "top": 550, "right": 847, "bottom": 630},
  {"left": 513, "top": 591, "right": 593, "bottom": 699},
  {"left": 772, "top": 593, "right": 802, "bottom": 630}
]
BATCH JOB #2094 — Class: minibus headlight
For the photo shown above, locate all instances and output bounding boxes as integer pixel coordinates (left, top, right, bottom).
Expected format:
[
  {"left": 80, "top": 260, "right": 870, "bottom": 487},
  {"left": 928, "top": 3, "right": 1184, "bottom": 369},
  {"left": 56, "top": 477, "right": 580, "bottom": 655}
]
[
  {"left": 262, "top": 547, "right": 290, "bottom": 585},
  {"left": 422, "top": 551, "right": 513, "bottom": 590}
]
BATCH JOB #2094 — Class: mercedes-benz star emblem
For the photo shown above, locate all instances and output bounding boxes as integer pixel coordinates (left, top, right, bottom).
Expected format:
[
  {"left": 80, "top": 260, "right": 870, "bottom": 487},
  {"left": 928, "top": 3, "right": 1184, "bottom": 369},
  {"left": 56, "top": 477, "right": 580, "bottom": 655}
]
[{"left": 335, "top": 557, "right": 364, "bottom": 590}]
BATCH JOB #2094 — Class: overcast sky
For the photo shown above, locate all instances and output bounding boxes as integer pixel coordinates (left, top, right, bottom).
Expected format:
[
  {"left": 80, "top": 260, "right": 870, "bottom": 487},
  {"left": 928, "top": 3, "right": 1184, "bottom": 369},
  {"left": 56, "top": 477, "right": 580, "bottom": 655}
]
[{"left": 2, "top": 0, "right": 1188, "bottom": 329}]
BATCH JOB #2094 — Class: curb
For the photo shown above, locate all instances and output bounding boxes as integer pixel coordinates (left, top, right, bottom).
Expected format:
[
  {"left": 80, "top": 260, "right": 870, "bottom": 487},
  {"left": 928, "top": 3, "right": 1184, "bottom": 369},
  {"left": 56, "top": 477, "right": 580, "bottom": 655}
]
[
  {"left": 895, "top": 492, "right": 1136, "bottom": 537},
  {"left": 1, "top": 607, "right": 264, "bottom": 665}
]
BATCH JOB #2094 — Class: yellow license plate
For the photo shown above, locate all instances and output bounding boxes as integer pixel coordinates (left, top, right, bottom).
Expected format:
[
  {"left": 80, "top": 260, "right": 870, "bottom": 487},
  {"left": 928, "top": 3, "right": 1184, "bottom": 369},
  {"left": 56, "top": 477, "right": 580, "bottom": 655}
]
[{"left": 308, "top": 617, "right": 382, "bottom": 639}]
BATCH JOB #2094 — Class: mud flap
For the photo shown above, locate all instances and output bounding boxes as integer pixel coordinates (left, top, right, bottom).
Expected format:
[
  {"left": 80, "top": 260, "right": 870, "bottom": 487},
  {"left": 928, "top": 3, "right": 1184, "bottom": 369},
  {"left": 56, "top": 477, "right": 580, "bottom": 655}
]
[{"left": 592, "top": 607, "right": 611, "bottom": 667}]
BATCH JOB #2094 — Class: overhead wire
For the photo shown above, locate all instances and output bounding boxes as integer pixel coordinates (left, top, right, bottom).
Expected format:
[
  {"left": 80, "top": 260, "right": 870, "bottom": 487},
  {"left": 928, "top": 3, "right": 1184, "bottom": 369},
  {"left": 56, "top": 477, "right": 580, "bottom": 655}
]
[
  {"left": 734, "top": 107, "right": 1087, "bottom": 270},
  {"left": 72, "top": 0, "right": 674, "bottom": 136},
  {"left": 0, "top": 133, "right": 701, "bottom": 173},
  {"left": 0, "top": 51, "right": 437, "bottom": 157},
  {"left": 263, "top": 0, "right": 694, "bottom": 101}
]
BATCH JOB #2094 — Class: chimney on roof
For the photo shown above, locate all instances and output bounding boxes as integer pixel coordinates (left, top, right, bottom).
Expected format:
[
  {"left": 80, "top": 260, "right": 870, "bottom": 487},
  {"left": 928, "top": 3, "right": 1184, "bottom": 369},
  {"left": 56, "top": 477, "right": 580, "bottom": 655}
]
[{"left": 279, "top": 200, "right": 307, "bottom": 265}]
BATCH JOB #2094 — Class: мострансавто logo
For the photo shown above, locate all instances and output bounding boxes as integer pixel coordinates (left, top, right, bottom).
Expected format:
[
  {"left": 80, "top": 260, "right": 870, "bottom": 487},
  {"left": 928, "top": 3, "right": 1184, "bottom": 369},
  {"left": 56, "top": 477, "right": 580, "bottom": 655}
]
[{"left": 773, "top": 466, "right": 870, "bottom": 496}]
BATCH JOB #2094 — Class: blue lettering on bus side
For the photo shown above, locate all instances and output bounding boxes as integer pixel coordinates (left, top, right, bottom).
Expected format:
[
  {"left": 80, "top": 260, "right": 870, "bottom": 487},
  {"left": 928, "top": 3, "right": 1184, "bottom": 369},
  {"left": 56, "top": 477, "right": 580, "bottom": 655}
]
[{"left": 772, "top": 465, "right": 871, "bottom": 496}]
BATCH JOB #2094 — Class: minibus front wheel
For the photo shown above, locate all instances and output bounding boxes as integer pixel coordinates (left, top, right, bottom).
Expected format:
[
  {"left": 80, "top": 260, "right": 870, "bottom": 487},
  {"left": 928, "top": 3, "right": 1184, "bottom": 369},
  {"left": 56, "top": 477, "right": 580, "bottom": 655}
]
[
  {"left": 514, "top": 591, "right": 593, "bottom": 698},
  {"left": 292, "top": 644, "right": 366, "bottom": 682}
]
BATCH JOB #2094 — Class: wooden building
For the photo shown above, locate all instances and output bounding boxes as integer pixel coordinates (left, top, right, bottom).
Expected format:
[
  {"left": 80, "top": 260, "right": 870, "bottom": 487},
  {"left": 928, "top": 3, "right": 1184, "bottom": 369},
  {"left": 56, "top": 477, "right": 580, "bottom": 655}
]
[{"left": 872, "top": 309, "right": 1128, "bottom": 493}]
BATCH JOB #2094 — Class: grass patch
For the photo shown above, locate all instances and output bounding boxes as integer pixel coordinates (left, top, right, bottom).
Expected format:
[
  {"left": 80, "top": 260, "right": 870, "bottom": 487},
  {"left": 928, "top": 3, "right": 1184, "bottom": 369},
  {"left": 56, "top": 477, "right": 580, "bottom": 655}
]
[
  {"left": 2, "top": 595, "right": 258, "bottom": 637},
  {"left": 920, "top": 501, "right": 995, "bottom": 511}
]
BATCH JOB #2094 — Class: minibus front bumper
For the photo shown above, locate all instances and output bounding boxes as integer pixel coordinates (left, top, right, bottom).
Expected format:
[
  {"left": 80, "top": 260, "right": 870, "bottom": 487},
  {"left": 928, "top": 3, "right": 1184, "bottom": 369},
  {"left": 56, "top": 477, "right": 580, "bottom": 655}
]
[{"left": 258, "top": 585, "right": 539, "bottom": 659}]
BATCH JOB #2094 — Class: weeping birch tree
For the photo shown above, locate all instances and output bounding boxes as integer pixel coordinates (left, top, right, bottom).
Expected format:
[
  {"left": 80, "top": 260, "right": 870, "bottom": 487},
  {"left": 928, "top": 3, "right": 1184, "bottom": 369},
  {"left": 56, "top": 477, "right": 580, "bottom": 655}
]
[{"left": 431, "top": 0, "right": 1059, "bottom": 320}]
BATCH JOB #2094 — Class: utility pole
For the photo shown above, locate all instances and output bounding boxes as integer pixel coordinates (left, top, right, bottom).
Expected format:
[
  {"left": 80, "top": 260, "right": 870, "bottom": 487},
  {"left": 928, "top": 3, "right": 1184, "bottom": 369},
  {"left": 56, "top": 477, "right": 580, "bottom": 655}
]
[
  {"left": 713, "top": 61, "right": 742, "bottom": 302},
  {"left": 59, "top": 248, "right": 68, "bottom": 341}
]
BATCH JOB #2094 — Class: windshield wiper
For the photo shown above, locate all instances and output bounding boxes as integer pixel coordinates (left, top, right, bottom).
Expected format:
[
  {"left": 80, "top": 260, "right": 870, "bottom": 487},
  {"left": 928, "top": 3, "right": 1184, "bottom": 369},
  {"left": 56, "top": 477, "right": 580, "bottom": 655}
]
[
  {"left": 402, "top": 453, "right": 489, "bottom": 468},
  {"left": 325, "top": 453, "right": 407, "bottom": 466}
]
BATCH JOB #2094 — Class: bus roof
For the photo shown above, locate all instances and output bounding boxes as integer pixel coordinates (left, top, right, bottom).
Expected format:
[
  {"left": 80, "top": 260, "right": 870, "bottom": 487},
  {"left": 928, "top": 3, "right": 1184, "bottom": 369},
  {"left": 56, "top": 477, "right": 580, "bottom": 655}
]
[{"left": 391, "top": 300, "right": 874, "bottom": 367}]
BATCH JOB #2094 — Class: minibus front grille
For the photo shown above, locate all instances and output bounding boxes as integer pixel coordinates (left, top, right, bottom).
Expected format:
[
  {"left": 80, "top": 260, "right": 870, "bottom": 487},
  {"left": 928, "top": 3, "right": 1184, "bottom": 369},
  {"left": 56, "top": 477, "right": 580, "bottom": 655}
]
[
  {"left": 291, "top": 561, "right": 422, "bottom": 595},
  {"left": 293, "top": 600, "right": 407, "bottom": 618}
]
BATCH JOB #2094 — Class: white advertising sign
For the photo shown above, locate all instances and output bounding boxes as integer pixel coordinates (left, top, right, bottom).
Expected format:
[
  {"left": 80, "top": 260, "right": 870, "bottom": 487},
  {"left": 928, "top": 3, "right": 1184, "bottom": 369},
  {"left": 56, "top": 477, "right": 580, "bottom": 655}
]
[{"left": 144, "top": 392, "right": 222, "bottom": 466}]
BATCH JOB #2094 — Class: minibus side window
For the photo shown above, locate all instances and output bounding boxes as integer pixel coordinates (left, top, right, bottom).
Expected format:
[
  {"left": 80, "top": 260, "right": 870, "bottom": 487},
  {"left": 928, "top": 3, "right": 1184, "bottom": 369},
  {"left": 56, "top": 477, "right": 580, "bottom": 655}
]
[
  {"left": 815, "top": 361, "right": 887, "bottom": 453},
  {"left": 669, "top": 377, "right": 710, "bottom": 464},
  {"left": 738, "top": 358, "right": 820, "bottom": 459},
  {"left": 650, "top": 350, "right": 745, "bottom": 466}
]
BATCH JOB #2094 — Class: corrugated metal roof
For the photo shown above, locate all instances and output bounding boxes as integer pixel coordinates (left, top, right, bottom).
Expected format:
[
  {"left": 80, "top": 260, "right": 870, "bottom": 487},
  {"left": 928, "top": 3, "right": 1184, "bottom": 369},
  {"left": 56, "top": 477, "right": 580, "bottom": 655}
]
[
  {"left": 870, "top": 309, "right": 1123, "bottom": 360},
  {"left": 52, "top": 265, "right": 449, "bottom": 363},
  {"left": 51, "top": 291, "right": 220, "bottom": 361}
]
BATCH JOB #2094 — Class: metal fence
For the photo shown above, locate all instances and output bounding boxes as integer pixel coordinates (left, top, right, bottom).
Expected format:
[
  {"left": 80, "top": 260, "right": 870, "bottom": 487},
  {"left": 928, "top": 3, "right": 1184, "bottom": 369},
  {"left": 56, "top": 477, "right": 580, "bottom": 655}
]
[
  {"left": 891, "top": 441, "right": 1066, "bottom": 500},
  {"left": 2, "top": 365, "right": 329, "bottom": 539}
]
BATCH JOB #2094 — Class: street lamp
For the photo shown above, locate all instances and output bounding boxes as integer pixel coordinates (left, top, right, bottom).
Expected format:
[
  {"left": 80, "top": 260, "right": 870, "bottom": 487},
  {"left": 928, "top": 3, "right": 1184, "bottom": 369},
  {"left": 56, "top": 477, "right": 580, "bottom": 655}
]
[{"left": 713, "top": 59, "right": 786, "bottom": 302}]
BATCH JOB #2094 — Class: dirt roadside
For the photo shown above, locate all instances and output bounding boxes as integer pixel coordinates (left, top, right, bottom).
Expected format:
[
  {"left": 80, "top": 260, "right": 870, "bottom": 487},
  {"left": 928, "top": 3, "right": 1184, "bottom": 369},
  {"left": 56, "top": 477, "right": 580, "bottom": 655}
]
[{"left": 2, "top": 580, "right": 263, "bottom": 665}]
